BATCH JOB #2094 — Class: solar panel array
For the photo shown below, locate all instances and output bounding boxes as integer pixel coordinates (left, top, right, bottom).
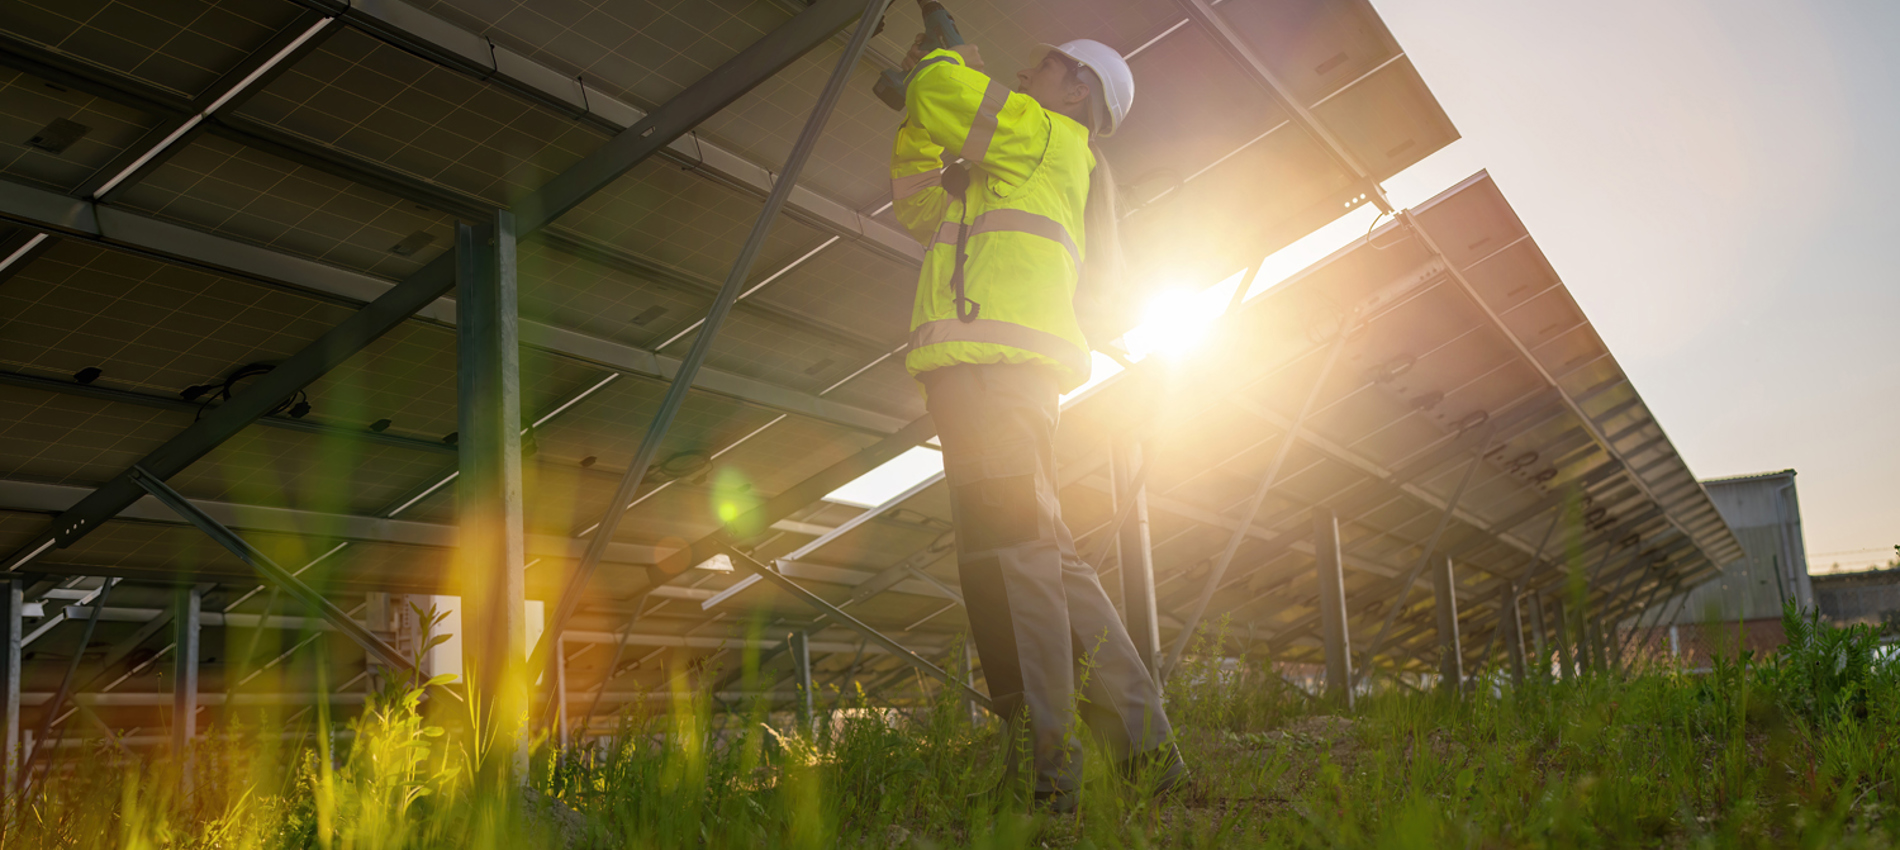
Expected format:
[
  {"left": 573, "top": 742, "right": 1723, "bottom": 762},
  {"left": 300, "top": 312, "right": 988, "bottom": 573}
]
[{"left": 0, "top": 0, "right": 1739, "bottom": 742}]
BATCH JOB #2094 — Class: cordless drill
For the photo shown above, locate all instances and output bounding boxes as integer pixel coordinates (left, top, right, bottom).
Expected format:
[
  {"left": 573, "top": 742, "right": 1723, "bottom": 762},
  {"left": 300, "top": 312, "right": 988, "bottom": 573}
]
[{"left": 872, "top": 0, "right": 964, "bottom": 110}]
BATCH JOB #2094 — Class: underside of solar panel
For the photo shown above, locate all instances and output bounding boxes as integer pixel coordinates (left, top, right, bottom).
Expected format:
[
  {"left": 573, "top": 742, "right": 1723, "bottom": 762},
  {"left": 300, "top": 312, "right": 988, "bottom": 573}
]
[{"left": 0, "top": 0, "right": 1741, "bottom": 738}]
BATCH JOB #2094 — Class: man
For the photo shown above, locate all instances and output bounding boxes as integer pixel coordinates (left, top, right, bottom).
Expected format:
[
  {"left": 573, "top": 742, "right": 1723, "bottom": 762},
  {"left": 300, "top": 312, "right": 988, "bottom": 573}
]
[{"left": 891, "top": 36, "right": 1185, "bottom": 808}]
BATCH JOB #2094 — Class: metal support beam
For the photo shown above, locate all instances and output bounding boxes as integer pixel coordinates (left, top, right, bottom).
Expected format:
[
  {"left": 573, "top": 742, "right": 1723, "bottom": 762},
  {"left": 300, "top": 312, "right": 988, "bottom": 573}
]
[
  {"left": 0, "top": 369, "right": 454, "bottom": 456},
  {"left": 0, "top": 0, "right": 883, "bottom": 575},
  {"left": 1528, "top": 592, "right": 1549, "bottom": 677},
  {"left": 1617, "top": 579, "right": 1675, "bottom": 667},
  {"left": 1431, "top": 556, "right": 1463, "bottom": 695},
  {"left": 83, "top": 11, "right": 338, "bottom": 201},
  {"left": 1572, "top": 599, "right": 1592, "bottom": 675},
  {"left": 509, "top": 0, "right": 877, "bottom": 229},
  {"left": 552, "top": 634, "right": 569, "bottom": 749},
  {"left": 1585, "top": 615, "right": 1606, "bottom": 676},
  {"left": 1113, "top": 433, "right": 1161, "bottom": 680},
  {"left": 717, "top": 544, "right": 988, "bottom": 710},
  {"left": 535, "top": 0, "right": 892, "bottom": 679},
  {"left": 1502, "top": 585, "right": 1527, "bottom": 685},
  {"left": 0, "top": 478, "right": 661, "bottom": 576},
  {"left": 1396, "top": 207, "right": 1732, "bottom": 580},
  {"left": 790, "top": 630, "right": 815, "bottom": 734},
  {"left": 455, "top": 213, "right": 528, "bottom": 777},
  {"left": 1355, "top": 424, "right": 1496, "bottom": 682},
  {"left": 0, "top": 230, "right": 54, "bottom": 285},
  {"left": 1192, "top": 397, "right": 1579, "bottom": 649},
  {"left": 23, "top": 578, "right": 115, "bottom": 778},
  {"left": 1551, "top": 597, "right": 1574, "bottom": 678},
  {"left": 2, "top": 576, "right": 20, "bottom": 793},
  {"left": 1469, "top": 616, "right": 1500, "bottom": 690},
  {"left": 0, "top": 247, "right": 453, "bottom": 574},
  {"left": 702, "top": 470, "right": 945, "bottom": 610},
  {"left": 1607, "top": 623, "right": 1624, "bottom": 674},
  {"left": 1171, "top": 0, "right": 1391, "bottom": 212},
  {"left": 278, "top": 0, "right": 920, "bottom": 262},
  {"left": 125, "top": 468, "right": 415, "bottom": 675},
  {"left": 962, "top": 635, "right": 982, "bottom": 726},
  {"left": 1313, "top": 508, "right": 1353, "bottom": 708},
  {"left": 172, "top": 585, "right": 201, "bottom": 782},
  {"left": 0, "top": 179, "right": 905, "bottom": 437},
  {"left": 1163, "top": 311, "right": 1354, "bottom": 676}
]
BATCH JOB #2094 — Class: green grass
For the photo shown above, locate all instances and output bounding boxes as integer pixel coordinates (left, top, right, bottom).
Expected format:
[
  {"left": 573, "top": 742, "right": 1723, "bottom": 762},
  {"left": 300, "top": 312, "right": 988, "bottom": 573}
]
[{"left": 7, "top": 604, "right": 1899, "bottom": 848}]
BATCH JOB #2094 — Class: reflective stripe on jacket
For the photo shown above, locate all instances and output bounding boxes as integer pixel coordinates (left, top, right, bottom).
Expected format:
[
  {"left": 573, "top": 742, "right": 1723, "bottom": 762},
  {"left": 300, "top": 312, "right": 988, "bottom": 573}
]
[{"left": 892, "top": 49, "right": 1094, "bottom": 392}]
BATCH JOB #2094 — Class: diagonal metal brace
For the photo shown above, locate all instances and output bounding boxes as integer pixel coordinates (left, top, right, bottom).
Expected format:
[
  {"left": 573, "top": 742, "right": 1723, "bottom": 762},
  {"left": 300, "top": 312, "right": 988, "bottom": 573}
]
[
  {"left": 712, "top": 542, "right": 991, "bottom": 712},
  {"left": 127, "top": 466, "right": 415, "bottom": 676}
]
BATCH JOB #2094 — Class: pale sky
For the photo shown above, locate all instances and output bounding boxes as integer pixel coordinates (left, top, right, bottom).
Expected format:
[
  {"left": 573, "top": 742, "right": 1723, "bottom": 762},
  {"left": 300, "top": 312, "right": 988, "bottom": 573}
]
[{"left": 1370, "top": 0, "right": 1899, "bottom": 573}]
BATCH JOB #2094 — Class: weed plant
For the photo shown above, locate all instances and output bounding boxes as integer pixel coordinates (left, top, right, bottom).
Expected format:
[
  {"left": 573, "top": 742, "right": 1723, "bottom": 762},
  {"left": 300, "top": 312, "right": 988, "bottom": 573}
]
[{"left": 4, "top": 602, "right": 1897, "bottom": 848}]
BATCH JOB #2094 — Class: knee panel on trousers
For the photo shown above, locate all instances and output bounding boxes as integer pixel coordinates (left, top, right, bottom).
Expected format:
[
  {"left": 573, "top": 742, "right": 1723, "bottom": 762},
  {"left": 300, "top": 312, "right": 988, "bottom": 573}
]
[{"left": 952, "top": 474, "right": 1041, "bottom": 552}]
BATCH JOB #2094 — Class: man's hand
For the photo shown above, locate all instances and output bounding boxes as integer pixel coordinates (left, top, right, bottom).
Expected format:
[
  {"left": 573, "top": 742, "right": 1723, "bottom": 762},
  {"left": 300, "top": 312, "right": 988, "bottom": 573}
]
[
  {"left": 902, "top": 34, "right": 929, "bottom": 71},
  {"left": 903, "top": 34, "right": 984, "bottom": 73},
  {"left": 952, "top": 44, "right": 983, "bottom": 71}
]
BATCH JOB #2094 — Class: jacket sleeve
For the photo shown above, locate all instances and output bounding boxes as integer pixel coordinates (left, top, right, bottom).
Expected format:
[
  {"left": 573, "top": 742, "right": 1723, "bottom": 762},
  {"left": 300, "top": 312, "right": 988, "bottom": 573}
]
[
  {"left": 890, "top": 116, "right": 949, "bottom": 245},
  {"left": 890, "top": 49, "right": 1048, "bottom": 244}
]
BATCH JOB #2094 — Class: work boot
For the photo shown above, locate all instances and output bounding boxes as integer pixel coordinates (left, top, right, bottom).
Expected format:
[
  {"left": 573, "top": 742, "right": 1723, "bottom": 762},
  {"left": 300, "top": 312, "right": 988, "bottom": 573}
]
[
  {"left": 1113, "top": 743, "right": 1189, "bottom": 799},
  {"left": 967, "top": 694, "right": 1080, "bottom": 812},
  {"left": 966, "top": 772, "right": 1079, "bottom": 814}
]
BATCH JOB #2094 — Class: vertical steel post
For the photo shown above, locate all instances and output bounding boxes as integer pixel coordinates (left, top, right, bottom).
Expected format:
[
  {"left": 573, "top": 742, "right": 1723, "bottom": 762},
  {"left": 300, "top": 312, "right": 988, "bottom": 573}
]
[
  {"left": 963, "top": 635, "right": 982, "bottom": 726},
  {"left": 1503, "top": 585, "right": 1526, "bottom": 685},
  {"left": 1113, "top": 433, "right": 1160, "bottom": 680},
  {"left": 1551, "top": 598, "right": 1574, "bottom": 678},
  {"left": 1313, "top": 508, "right": 1353, "bottom": 708},
  {"left": 1528, "top": 592, "right": 1549, "bottom": 678},
  {"left": 1587, "top": 616, "right": 1607, "bottom": 675},
  {"left": 790, "top": 629, "right": 814, "bottom": 734},
  {"left": 456, "top": 212, "right": 528, "bottom": 778},
  {"left": 1431, "top": 556, "right": 1463, "bottom": 694},
  {"left": 1569, "top": 604, "right": 1587, "bottom": 675},
  {"left": 1607, "top": 623, "right": 1623, "bottom": 674},
  {"left": 173, "top": 584, "right": 201, "bottom": 788},
  {"left": 3, "top": 576, "right": 21, "bottom": 794},
  {"left": 553, "top": 634, "right": 570, "bottom": 749}
]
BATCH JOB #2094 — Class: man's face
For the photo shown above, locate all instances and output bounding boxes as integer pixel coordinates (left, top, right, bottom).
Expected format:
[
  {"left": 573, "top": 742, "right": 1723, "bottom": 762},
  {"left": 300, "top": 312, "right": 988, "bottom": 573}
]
[{"left": 1015, "top": 52, "right": 1087, "bottom": 112}]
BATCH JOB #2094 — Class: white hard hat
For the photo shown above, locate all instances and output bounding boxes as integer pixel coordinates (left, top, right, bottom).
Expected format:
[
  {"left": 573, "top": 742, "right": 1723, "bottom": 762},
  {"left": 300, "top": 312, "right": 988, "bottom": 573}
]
[{"left": 1038, "top": 39, "right": 1134, "bottom": 137}]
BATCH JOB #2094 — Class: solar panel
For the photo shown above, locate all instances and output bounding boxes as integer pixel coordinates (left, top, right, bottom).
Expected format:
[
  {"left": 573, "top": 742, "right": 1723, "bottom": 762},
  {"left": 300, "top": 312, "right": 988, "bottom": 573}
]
[{"left": 0, "top": 0, "right": 1738, "bottom": 737}]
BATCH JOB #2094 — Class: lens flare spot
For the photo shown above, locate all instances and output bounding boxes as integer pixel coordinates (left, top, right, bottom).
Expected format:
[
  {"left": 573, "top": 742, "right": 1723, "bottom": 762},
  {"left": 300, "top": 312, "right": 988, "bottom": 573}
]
[{"left": 710, "top": 466, "right": 763, "bottom": 536}]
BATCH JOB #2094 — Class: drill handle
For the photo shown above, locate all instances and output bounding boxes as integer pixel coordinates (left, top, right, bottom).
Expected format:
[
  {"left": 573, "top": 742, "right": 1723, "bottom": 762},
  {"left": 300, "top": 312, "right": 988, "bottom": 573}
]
[
  {"left": 918, "top": 1, "right": 964, "bottom": 49},
  {"left": 874, "top": 0, "right": 965, "bottom": 110}
]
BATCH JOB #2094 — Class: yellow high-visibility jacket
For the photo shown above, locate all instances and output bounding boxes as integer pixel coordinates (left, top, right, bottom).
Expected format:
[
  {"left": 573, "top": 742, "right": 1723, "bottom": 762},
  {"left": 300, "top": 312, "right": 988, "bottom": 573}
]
[{"left": 893, "top": 48, "right": 1093, "bottom": 392}]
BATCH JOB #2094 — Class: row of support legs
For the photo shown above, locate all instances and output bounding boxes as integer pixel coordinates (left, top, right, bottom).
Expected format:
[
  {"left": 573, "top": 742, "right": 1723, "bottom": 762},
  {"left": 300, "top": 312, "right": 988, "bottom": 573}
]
[{"left": 1303, "top": 501, "right": 1648, "bottom": 699}]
